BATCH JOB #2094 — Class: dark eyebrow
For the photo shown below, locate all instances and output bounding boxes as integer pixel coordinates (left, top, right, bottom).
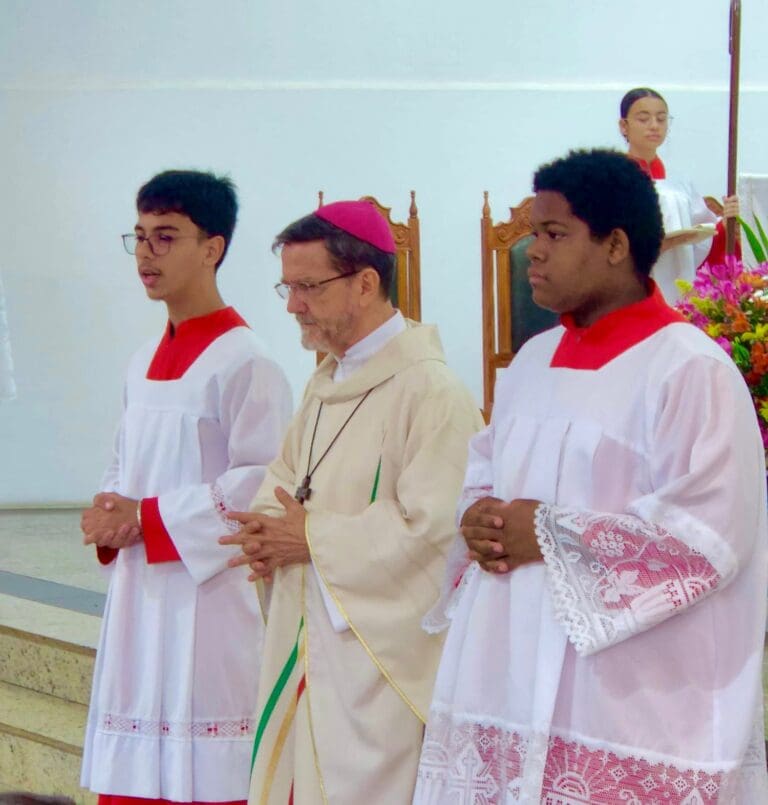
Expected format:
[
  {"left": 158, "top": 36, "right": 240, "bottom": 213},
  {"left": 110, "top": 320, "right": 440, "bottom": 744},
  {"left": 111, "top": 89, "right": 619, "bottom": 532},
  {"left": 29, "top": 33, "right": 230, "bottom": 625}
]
[
  {"left": 533, "top": 219, "right": 568, "bottom": 229},
  {"left": 134, "top": 225, "right": 181, "bottom": 234}
]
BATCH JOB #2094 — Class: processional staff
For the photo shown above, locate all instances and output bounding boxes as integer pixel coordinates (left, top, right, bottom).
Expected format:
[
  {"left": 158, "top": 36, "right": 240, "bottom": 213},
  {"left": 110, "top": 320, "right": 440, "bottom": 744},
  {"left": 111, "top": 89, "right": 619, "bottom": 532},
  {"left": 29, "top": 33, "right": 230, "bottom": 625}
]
[{"left": 726, "top": 0, "right": 741, "bottom": 255}]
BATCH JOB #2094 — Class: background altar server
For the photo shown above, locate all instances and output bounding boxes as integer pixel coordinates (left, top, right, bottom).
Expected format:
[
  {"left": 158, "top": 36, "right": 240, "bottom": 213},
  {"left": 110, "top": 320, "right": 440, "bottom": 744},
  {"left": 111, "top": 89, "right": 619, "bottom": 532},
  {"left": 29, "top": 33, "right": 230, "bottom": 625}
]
[
  {"left": 222, "top": 200, "right": 483, "bottom": 804},
  {"left": 619, "top": 86, "right": 740, "bottom": 302},
  {"left": 80, "top": 170, "right": 292, "bottom": 804},
  {"left": 413, "top": 149, "right": 768, "bottom": 804}
]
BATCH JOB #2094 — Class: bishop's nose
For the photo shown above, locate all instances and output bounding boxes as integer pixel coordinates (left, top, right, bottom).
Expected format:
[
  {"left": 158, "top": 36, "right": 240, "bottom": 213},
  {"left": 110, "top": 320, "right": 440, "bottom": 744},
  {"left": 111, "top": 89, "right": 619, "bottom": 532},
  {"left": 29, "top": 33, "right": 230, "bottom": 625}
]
[{"left": 286, "top": 290, "right": 307, "bottom": 314}]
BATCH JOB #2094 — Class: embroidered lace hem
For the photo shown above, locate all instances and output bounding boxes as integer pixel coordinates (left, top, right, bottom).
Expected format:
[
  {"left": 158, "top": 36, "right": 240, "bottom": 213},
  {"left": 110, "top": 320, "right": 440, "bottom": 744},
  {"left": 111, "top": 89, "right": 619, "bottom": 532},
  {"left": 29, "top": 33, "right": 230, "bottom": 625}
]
[
  {"left": 415, "top": 711, "right": 739, "bottom": 804},
  {"left": 100, "top": 713, "right": 254, "bottom": 739}
]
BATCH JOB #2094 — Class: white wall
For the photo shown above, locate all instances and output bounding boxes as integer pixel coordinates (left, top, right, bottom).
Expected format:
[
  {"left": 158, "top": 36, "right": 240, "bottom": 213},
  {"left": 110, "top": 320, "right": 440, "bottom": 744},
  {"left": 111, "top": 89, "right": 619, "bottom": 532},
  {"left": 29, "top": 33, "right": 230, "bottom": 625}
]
[{"left": 1, "top": 0, "right": 766, "bottom": 504}]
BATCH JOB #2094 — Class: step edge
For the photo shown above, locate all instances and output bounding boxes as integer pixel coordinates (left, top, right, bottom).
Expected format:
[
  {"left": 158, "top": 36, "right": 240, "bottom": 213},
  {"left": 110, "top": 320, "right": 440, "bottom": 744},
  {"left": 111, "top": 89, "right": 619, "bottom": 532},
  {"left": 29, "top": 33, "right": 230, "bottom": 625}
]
[
  {"left": 0, "top": 680, "right": 89, "bottom": 746},
  {"left": 0, "top": 720, "right": 83, "bottom": 757},
  {"left": 0, "top": 624, "right": 96, "bottom": 658}
]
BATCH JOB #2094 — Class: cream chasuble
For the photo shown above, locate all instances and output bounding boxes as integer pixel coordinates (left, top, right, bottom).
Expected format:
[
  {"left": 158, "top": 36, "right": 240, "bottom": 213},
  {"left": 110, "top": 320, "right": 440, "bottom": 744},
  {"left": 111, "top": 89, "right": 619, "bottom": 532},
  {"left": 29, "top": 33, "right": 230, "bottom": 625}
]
[{"left": 247, "top": 321, "right": 483, "bottom": 804}]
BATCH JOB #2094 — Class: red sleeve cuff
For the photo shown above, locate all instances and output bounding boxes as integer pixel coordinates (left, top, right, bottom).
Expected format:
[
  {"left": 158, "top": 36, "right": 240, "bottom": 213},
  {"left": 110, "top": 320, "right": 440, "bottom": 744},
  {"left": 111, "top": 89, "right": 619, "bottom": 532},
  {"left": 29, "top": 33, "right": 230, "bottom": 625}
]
[
  {"left": 96, "top": 546, "right": 119, "bottom": 565},
  {"left": 142, "top": 497, "right": 181, "bottom": 564}
]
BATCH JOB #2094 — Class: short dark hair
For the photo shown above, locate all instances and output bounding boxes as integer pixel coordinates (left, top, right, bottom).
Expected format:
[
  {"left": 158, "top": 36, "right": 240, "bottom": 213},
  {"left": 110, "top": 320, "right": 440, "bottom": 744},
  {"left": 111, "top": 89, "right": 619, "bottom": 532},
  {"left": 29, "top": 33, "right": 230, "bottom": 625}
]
[
  {"left": 533, "top": 148, "right": 663, "bottom": 276},
  {"left": 272, "top": 215, "right": 395, "bottom": 298},
  {"left": 136, "top": 170, "right": 238, "bottom": 269},
  {"left": 620, "top": 87, "right": 667, "bottom": 119}
]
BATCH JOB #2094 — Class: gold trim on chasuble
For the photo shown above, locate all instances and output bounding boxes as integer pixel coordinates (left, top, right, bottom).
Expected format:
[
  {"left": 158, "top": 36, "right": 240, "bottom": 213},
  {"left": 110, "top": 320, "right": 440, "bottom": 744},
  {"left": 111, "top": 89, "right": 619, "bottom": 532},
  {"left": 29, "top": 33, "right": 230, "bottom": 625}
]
[
  {"left": 304, "top": 506, "right": 426, "bottom": 725},
  {"left": 302, "top": 579, "right": 329, "bottom": 805},
  {"left": 254, "top": 567, "right": 328, "bottom": 805}
]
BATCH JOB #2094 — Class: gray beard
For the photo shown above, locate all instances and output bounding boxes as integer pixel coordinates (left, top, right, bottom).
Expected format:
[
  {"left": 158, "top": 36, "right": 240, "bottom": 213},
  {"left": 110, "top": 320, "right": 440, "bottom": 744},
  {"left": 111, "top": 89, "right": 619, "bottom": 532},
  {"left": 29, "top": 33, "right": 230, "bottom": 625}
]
[{"left": 297, "top": 314, "right": 354, "bottom": 355}]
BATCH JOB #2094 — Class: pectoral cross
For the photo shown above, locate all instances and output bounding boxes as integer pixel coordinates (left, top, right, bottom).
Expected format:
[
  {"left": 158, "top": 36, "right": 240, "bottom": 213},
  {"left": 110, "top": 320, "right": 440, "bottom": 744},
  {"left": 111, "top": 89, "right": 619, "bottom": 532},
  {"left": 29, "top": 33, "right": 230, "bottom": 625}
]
[{"left": 295, "top": 475, "right": 312, "bottom": 504}]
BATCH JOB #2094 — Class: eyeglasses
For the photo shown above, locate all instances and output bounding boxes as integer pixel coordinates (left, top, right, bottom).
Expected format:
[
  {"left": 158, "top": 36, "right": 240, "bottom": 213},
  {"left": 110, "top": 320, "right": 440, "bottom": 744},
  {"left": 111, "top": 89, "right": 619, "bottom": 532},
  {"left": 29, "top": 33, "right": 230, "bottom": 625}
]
[
  {"left": 626, "top": 113, "right": 672, "bottom": 127},
  {"left": 274, "top": 273, "right": 353, "bottom": 300},
  {"left": 121, "top": 233, "right": 201, "bottom": 256}
]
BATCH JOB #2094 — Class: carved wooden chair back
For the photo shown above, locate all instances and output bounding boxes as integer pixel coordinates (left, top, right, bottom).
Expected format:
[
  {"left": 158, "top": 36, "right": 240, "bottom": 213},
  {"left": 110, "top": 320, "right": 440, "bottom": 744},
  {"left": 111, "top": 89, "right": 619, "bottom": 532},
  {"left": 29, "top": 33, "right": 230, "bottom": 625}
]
[{"left": 481, "top": 192, "right": 558, "bottom": 420}]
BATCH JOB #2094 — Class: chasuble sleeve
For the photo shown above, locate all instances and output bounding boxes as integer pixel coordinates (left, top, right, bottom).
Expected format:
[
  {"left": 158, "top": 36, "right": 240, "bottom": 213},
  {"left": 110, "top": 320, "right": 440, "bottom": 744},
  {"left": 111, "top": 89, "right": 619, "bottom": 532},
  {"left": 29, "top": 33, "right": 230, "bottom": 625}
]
[
  {"left": 248, "top": 397, "right": 308, "bottom": 517},
  {"left": 534, "top": 354, "right": 765, "bottom": 656},
  {"left": 419, "top": 420, "right": 497, "bottom": 632},
  {"left": 154, "top": 357, "right": 292, "bottom": 585},
  {"left": 304, "top": 383, "right": 483, "bottom": 715}
]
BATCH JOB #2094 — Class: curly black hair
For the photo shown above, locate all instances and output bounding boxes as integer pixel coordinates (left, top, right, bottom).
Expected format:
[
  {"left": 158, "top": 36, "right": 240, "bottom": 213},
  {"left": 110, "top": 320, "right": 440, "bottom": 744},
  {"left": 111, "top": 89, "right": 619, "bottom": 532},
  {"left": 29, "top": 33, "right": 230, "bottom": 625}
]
[{"left": 533, "top": 148, "right": 663, "bottom": 276}]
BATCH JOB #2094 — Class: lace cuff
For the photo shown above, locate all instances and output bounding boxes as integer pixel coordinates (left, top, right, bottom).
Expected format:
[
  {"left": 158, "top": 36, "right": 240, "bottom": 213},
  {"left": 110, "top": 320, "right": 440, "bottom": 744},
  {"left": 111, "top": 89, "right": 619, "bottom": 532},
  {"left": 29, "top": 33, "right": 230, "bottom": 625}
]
[
  {"left": 535, "top": 504, "right": 721, "bottom": 656},
  {"left": 211, "top": 482, "right": 242, "bottom": 534}
]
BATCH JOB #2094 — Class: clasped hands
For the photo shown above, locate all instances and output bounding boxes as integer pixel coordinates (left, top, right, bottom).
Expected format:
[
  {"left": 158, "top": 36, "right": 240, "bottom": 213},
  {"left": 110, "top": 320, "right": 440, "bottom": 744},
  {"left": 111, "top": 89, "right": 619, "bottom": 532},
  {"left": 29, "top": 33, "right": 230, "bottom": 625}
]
[
  {"left": 81, "top": 492, "right": 142, "bottom": 549},
  {"left": 462, "top": 496, "right": 543, "bottom": 574},
  {"left": 220, "top": 487, "right": 310, "bottom": 582}
]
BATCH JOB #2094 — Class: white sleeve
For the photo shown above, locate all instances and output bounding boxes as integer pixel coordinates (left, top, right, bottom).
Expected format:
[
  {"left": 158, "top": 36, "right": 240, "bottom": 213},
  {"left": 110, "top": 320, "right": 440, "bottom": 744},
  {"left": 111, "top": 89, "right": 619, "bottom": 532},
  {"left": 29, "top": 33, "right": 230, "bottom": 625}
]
[
  {"left": 536, "top": 355, "right": 765, "bottom": 656},
  {"left": 155, "top": 355, "right": 293, "bottom": 584}
]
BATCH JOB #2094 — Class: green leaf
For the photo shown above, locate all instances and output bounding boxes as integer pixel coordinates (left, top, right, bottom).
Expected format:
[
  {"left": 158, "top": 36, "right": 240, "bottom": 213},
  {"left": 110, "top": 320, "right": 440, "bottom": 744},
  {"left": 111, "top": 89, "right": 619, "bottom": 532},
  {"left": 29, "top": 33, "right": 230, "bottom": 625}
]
[
  {"left": 755, "top": 375, "right": 768, "bottom": 397},
  {"left": 732, "top": 341, "right": 751, "bottom": 370},
  {"left": 754, "top": 215, "right": 768, "bottom": 255},
  {"left": 738, "top": 217, "right": 767, "bottom": 263}
]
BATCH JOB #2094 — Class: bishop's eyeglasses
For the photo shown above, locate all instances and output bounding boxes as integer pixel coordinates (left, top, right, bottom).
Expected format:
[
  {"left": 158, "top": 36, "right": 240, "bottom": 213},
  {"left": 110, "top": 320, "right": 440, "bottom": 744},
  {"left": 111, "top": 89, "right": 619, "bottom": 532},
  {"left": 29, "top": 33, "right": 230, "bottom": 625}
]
[{"left": 274, "top": 273, "right": 352, "bottom": 300}]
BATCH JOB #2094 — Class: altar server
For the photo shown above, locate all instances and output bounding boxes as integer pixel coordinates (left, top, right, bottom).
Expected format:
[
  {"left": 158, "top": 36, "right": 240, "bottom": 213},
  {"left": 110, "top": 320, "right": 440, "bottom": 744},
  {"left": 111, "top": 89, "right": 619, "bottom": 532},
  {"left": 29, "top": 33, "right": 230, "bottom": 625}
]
[{"left": 80, "top": 170, "right": 292, "bottom": 804}]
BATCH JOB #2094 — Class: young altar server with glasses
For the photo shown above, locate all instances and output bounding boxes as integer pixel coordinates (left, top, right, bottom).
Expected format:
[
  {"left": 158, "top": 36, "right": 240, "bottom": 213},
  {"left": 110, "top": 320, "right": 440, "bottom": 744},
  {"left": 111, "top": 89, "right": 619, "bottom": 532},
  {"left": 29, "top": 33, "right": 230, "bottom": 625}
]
[{"left": 80, "top": 170, "right": 292, "bottom": 805}]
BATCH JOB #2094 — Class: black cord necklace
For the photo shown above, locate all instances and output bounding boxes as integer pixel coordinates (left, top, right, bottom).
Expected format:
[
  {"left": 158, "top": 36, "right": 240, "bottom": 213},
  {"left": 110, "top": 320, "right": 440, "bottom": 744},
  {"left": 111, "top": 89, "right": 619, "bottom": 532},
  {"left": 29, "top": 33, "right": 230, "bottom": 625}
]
[{"left": 294, "top": 389, "right": 374, "bottom": 504}]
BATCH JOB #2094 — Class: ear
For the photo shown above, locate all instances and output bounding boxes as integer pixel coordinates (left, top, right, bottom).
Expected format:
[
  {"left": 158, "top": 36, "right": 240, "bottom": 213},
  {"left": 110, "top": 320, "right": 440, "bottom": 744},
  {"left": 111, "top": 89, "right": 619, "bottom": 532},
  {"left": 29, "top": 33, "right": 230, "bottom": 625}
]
[
  {"left": 607, "top": 228, "right": 631, "bottom": 265},
  {"left": 618, "top": 118, "right": 628, "bottom": 142},
  {"left": 357, "top": 267, "right": 382, "bottom": 307},
  {"left": 203, "top": 235, "right": 226, "bottom": 268}
]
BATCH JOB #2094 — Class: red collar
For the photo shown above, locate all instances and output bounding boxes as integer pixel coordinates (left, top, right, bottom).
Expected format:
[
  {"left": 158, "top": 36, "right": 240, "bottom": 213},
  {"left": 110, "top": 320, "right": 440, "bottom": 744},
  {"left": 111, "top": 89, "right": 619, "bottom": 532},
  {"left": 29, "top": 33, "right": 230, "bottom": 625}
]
[
  {"left": 550, "top": 282, "right": 686, "bottom": 370},
  {"left": 146, "top": 306, "right": 249, "bottom": 380},
  {"left": 629, "top": 155, "right": 666, "bottom": 180}
]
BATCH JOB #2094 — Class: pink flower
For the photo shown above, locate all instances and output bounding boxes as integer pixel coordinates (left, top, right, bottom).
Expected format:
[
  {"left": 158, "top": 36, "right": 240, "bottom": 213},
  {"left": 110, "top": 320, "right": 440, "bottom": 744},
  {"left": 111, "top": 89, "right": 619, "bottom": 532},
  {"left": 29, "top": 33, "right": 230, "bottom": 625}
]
[
  {"left": 714, "top": 337, "right": 732, "bottom": 356},
  {"left": 675, "top": 257, "right": 768, "bottom": 469}
]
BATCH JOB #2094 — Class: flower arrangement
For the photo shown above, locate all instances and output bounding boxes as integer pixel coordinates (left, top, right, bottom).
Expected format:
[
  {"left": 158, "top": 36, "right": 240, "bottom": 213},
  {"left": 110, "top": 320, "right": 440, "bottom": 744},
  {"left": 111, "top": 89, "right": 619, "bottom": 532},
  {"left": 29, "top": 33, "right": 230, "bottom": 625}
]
[{"left": 675, "top": 257, "right": 768, "bottom": 463}]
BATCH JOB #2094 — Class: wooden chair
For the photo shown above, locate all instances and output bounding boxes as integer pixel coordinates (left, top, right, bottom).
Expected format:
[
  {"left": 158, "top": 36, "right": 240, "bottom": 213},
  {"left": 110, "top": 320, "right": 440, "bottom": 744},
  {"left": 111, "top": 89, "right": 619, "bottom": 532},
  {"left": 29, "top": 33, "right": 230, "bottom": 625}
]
[
  {"left": 481, "top": 192, "right": 558, "bottom": 420},
  {"left": 317, "top": 191, "right": 421, "bottom": 321}
]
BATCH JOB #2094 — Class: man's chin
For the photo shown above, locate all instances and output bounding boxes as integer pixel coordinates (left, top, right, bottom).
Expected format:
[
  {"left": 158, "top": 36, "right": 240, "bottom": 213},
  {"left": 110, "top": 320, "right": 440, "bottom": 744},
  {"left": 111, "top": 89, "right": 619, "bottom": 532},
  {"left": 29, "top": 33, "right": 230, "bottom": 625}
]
[
  {"left": 300, "top": 335, "right": 323, "bottom": 351},
  {"left": 299, "top": 327, "right": 328, "bottom": 353}
]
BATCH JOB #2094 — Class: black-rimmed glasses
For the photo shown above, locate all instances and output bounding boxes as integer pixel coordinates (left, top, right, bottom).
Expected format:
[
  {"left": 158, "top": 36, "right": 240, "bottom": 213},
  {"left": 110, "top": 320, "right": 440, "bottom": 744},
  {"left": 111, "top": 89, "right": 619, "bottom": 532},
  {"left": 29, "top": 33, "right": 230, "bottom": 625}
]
[{"left": 121, "top": 233, "right": 201, "bottom": 256}]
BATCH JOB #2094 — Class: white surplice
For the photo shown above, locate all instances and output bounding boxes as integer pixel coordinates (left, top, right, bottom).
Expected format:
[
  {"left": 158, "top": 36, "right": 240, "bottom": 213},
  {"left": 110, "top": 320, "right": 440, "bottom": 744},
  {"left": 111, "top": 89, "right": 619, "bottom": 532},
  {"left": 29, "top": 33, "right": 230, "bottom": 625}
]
[
  {"left": 415, "top": 302, "right": 768, "bottom": 804},
  {"left": 81, "top": 312, "right": 292, "bottom": 802},
  {"left": 653, "top": 176, "right": 717, "bottom": 303}
]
